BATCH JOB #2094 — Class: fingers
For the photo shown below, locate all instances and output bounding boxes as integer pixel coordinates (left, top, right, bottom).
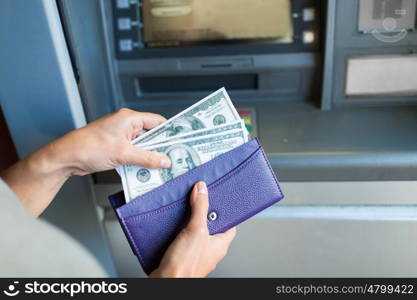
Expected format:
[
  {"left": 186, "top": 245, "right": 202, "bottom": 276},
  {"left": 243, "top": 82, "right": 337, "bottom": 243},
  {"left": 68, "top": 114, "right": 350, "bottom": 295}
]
[
  {"left": 116, "top": 108, "right": 166, "bottom": 134},
  {"left": 120, "top": 146, "right": 171, "bottom": 169},
  {"left": 129, "top": 113, "right": 166, "bottom": 139},
  {"left": 117, "top": 108, "right": 166, "bottom": 123},
  {"left": 139, "top": 114, "right": 166, "bottom": 130},
  {"left": 187, "top": 181, "right": 209, "bottom": 232},
  {"left": 114, "top": 109, "right": 169, "bottom": 168},
  {"left": 130, "top": 115, "right": 165, "bottom": 140},
  {"left": 121, "top": 109, "right": 166, "bottom": 128}
]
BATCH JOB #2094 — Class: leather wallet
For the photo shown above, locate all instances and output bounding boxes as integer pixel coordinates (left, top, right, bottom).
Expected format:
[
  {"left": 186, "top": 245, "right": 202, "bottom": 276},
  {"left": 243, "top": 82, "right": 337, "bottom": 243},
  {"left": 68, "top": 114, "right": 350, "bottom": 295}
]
[{"left": 109, "top": 138, "right": 284, "bottom": 274}]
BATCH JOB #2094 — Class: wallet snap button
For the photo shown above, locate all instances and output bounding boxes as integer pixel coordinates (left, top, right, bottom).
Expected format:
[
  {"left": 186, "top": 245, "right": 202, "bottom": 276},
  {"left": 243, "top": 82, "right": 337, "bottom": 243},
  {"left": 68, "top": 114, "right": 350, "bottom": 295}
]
[{"left": 208, "top": 211, "right": 217, "bottom": 221}]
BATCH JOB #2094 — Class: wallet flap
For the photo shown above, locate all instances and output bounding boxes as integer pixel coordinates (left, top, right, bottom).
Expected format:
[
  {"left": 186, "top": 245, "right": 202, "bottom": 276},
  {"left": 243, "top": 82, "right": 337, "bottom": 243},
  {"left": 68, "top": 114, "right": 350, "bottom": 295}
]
[
  {"left": 116, "top": 138, "right": 261, "bottom": 218},
  {"left": 206, "top": 144, "right": 283, "bottom": 233}
]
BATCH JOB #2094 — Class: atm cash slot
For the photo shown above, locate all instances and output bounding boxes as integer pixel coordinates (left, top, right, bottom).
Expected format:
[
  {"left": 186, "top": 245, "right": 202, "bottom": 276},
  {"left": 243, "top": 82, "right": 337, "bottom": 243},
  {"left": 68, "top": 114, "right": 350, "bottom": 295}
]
[
  {"left": 131, "top": 69, "right": 310, "bottom": 98},
  {"left": 179, "top": 58, "right": 253, "bottom": 70},
  {"left": 137, "top": 74, "right": 258, "bottom": 93}
]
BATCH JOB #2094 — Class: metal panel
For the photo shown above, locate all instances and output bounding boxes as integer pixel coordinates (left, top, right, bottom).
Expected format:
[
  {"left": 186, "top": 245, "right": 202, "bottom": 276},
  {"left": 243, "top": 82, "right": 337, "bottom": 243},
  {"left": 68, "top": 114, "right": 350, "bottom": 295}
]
[
  {"left": 211, "top": 215, "right": 417, "bottom": 277},
  {"left": 0, "top": 0, "right": 85, "bottom": 158},
  {"left": 329, "top": 0, "right": 417, "bottom": 107},
  {"left": 58, "top": 0, "right": 121, "bottom": 121},
  {"left": 0, "top": 0, "right": 116, "bottom": 276},
  {"left": 102, "top": 203, "right": 417, "bottom": 277},
  {"left": 94, "top": 181, "right": 417, "bottom": 207}
]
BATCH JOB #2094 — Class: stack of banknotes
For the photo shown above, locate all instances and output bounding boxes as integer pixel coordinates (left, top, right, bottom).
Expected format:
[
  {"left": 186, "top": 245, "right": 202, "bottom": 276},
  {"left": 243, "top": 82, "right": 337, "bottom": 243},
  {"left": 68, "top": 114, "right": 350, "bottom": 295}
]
[{"left": 118, "top": 87, "right": 250, "bottom": 203}]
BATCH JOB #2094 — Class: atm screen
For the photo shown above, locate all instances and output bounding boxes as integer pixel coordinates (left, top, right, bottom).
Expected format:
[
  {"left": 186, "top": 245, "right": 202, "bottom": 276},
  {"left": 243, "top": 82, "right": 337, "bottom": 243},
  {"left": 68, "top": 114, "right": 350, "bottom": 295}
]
[{"left": 141, "top": 0, "right": 293, "bottom": 47}]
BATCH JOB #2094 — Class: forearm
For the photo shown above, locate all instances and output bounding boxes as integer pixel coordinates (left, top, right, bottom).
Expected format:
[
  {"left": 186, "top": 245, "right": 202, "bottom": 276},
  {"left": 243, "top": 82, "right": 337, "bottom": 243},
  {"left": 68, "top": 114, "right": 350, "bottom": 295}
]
[
  {"left": 1, "top": 140, "right": 73, "bottom": 217},
  {"left": 0, "top": 109, "right": 169, "bottom": 218}
]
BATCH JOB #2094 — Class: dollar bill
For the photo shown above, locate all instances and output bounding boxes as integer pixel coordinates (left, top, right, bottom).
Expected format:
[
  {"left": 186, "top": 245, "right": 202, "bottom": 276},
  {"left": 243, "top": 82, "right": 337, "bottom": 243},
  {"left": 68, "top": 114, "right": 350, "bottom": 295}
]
[
  {"left": 131, "top": 87, "right": 241, "bottom": 145},
  {"left": 121, "top": 129, "right": 248, "bottom": 202},
  {"left": 137, "top": 120, "right": 247, "bottom": 148},
  {"left": 116, "top": 87, "right": 241, "bottom": 175}
]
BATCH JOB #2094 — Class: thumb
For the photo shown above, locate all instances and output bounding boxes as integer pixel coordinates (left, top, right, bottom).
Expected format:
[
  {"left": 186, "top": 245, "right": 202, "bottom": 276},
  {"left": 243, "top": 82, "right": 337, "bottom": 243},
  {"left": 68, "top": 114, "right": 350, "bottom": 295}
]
[
  {"left": 187, "top": 181, "right": 209, "bottom": 232},
  {"left": 120, "top": 146, "right": 171, "bottom": 169}
]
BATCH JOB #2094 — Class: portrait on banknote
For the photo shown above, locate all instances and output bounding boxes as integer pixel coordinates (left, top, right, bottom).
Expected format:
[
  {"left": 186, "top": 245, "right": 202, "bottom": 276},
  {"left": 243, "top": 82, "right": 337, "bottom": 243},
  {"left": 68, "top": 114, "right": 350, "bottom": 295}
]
[{"left": 159, "top": 143, "right": 201, "bottom": 181}]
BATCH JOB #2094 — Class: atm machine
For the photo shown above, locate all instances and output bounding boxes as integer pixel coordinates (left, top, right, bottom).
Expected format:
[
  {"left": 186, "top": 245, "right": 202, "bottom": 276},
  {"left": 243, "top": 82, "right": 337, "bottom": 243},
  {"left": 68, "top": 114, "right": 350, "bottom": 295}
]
[{"left": 1, "top": 0, "right": 417, "bottom": 277}]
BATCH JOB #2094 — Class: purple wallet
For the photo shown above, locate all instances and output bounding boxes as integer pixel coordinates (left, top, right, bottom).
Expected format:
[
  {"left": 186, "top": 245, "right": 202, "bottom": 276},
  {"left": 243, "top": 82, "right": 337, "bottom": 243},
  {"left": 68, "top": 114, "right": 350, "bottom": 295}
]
[{"left": 109, "top": 138, "right": 284, "bottom": 274}]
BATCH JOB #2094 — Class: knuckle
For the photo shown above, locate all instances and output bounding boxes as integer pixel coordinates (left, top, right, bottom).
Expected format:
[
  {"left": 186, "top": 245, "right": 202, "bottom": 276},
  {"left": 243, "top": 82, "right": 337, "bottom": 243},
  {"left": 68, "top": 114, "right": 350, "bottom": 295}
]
[
  {"left": 186, "top": 224, "right": 207, "bottom": 236},
  {"left": 191, "top": 192, "right": 208, "bottom": 205},
  {"left": 190, "top": 193, "right": 200, "bottom": 205},
  {"left": 154, "top": 113, "right": 166, "bottom": 121},
  {"left": 116, "top": 108, "right": 132, "bottom": 116},
  {"left": 144, "top": 112, "right": 164, "bottom": 120}
]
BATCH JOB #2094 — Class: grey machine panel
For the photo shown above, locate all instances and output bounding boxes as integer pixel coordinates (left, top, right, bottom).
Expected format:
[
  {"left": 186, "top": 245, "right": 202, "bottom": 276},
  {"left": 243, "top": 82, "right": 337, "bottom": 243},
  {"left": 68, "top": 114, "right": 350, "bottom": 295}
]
[
  {"left": 0, "top": 0, "right": 116, "bottom": 276},
  {"left": 56, "top": 0, "right": 417, "bottom": 277},
  {"left": 330, "top": 0, "right": 417, "bottom": 107},
  {"left": 1, "top": 0, "right": 416, "bottom": 279},
  {"left": 60, "top": 0, "right": 417, "bottom": 183}
]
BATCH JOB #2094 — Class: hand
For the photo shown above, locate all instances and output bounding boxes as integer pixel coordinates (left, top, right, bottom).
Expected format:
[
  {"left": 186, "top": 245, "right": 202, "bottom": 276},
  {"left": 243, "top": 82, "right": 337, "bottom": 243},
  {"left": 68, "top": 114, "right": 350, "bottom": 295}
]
[
  {"left": 150, "top": 182, "right": 236, "bottom": 278},
  {"left": 1, "top": 108, "right": 171, "bottom": 216},
  {"left": 49, "top": 108, "right": 171, "bottom": 176}
]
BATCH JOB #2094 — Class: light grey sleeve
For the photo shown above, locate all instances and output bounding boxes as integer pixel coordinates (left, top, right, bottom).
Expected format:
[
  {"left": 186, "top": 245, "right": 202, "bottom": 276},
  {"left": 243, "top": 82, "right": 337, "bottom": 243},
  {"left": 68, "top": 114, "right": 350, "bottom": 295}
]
[{"left": 0, "top": 179, "right": 108, "bottom": 277}]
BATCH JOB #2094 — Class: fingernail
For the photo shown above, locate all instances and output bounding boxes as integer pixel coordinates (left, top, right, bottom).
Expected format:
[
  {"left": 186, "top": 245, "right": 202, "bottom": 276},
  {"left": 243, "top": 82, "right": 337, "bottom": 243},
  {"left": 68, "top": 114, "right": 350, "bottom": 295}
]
[
  {"left": 160, "top": 157, "right": 171, "bottom": 168},
  {"left": 198, "top": 181, "right": 208, "bottom": 194}
]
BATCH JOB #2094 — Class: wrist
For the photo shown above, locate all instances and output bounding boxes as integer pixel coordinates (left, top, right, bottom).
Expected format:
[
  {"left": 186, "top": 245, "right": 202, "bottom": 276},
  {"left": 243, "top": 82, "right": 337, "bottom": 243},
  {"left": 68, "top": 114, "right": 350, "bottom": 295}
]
[
  {"left": 30, "top": 139, "right": 75, "bottom": 181},
  {"left": 0, "top": 138, "right": 74, "bottom": 217},
  {"left": 47, "top": 129, "right": 99, "bottom": 177}
]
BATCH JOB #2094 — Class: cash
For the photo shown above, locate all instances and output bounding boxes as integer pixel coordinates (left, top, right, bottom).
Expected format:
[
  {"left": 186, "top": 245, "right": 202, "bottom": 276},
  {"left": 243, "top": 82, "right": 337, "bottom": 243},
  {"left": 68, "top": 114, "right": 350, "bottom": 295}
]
[
  {"left": 121, "top": 129, "right": 248, "bottom": 201},
  {"left": 131, "top": 87, "right": 241, "bottom": 145},
  {"left": 138, "top": 120, "right": 246, "bottom": 148},
  {"left": 119, "top": 87, "right": 250, "bottom": 202}
]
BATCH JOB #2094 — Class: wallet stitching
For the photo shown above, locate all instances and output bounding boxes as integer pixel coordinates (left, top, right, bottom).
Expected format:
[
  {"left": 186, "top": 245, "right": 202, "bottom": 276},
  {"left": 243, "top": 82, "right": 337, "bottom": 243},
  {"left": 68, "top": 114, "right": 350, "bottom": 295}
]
[
  {"left": 125, "top": 144, "right": 262, "bottom": 222},
  {"left": 122, "top": 139, "right": 261, "bottom": 211},
  {"left": 258, "top": 143, "right": 284, "bottom": 198},
  {"left": 119, "top": 214, "right": 147, "bottom": 269},
  {"left": 130, "top": 197, "right": 187, "bottom": 220},
  {"left": 206, "top": 147, "right": 283, "bottom": 232}
]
